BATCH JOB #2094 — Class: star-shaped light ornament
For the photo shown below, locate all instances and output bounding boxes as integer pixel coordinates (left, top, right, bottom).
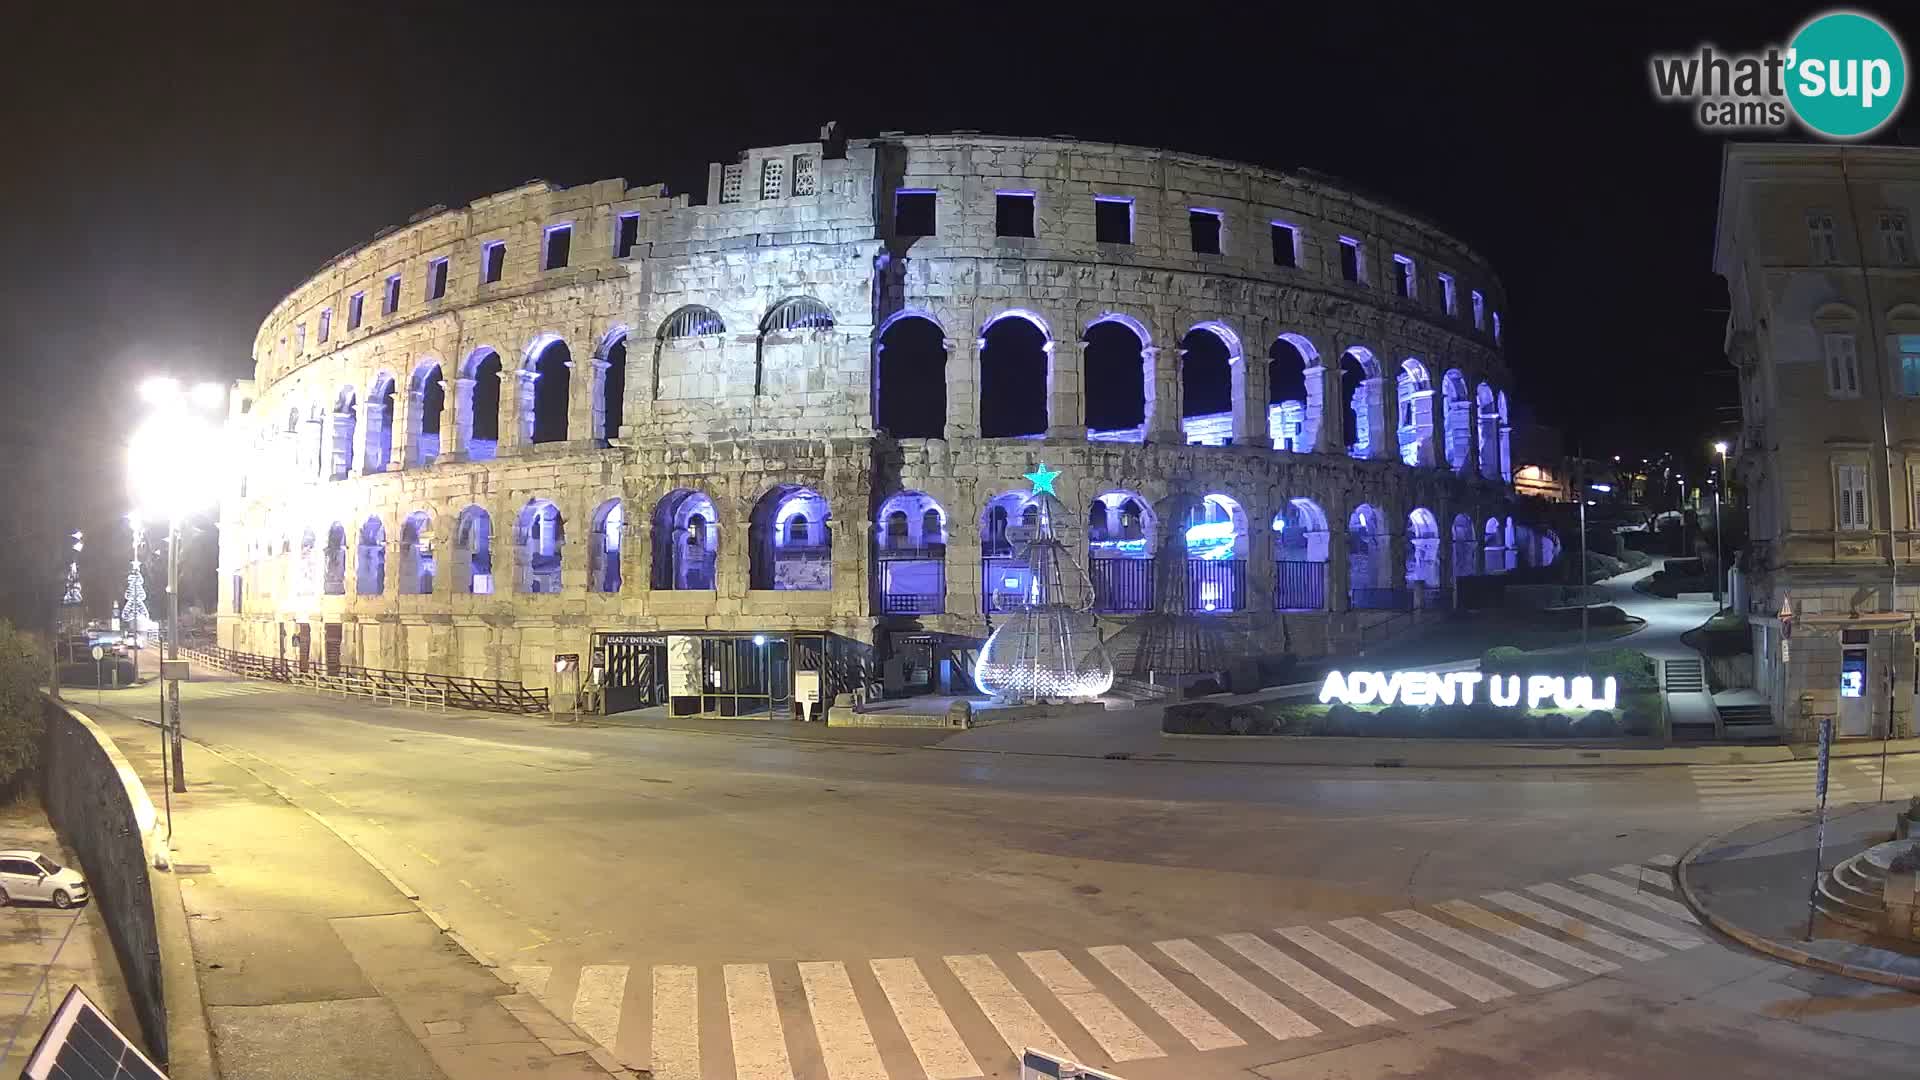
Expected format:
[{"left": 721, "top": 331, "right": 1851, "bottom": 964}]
[{"left": 1023, "top": 464, "right": 1061, "bottom": 497}]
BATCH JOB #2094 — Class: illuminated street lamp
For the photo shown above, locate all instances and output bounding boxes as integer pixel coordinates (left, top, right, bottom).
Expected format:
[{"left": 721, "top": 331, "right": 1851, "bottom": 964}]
[
  {"left": 1713, "top": 441, "right": 1729, "bottom": 613},
  {"left": 127, "top": 378, "right": 228, "bottom": 793}
]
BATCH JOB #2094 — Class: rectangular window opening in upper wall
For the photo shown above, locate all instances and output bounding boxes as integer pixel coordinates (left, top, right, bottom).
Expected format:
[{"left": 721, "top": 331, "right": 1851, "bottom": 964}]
[
  {"left": 1271, "top": 222, "right": 1298, "bottom": 268},
  {"left": 1189, "top": 209, "right": 1223, "bottom": 255},
  {"left": 895, "top": 190, "right": 936, "bottom": 237},
  {"left": 996, "top": 191, "right": 1035, "bottom": 238},
  {"left": 1095, "top": 196, "right": 1133, "bottom": 245},
  {"left": 482, "top": 241, "right": 506, "bottom": 284},
  {"left": 1392, "top": 253, "right": 1416, "bottom": 298},
  {"left": 1338, "top": 237, "right": 1364, "bottom": 283},
  {"left": 426, "top": 257, "right": 449, "bottom": 301},
  {"left": 544, "top": 224, "right": 572, "bottom": 271},
  {"left": 615, "top": 213, "right": 640, "bottom": 259}
]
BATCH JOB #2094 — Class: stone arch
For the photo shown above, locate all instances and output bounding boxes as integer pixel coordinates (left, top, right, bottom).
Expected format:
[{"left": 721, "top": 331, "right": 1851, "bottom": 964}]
[
  {"left": 1483, "top": 515, "right": 1508, "bottom": 574},
  {"left": 1273, "top": 497, "right": 1331, "bottom": 611},
  {"left": 750, "top": 485, "right": 831, "bottom": 590},
  {"left": 588, "top": 498, "right": 625, "bottom": 593},
  {"left": 454, "top": 506, "right": 494, "bottom": 594},
  {"left": 1476, "top": 381, "right": 1501, "bottom": 480},
  {"left": 328, "top": 387, "right": 357, "bottom": 481},
  {"left": 410, "top": 359, "right": 445, "bottom": 466},
  {"left": 461, "top": 348, "right": 503, "bottom": 461},
  {"left": 979, "top": 310, "right": 1050, "bottom": 438},
  {"left": 1442, "top": 369, "right": 1471, "bottom": 472},
  {"left": 874, "top": 312, "right": 947, "bottom": 439},
  {"left": 1181, "top": 491, "right": 1248, "bottom": 612},
  {"left": 1347, "top": 503, "right": 1391, "bottom": 599},
  {"left": 1179, "top": 323, "right": 1238, "bottom": 446},
  {"left": 363, "top": 372, "right": 397, "bottom": 474},
  {"left": 356, "top": 515, "right": 387, "bottom": 595},
  {"left": 323, "top": 522, "right": 347, "bottom": 594},
  {"left": 1406, "top": 507, "right": 1440, "bottom": 589},
  {"left": 399, "top": 510, "right": 434, "bottom": 595},
  {"left": 1451, "top": 513, "right": 1478, "bottom": 581},
  {"left": 524, "top": 334, "right": 571, "bottom": 444},
  {"left": 650, "top": 489, "right": 720, "bottom": 590},
  {"left": 1340, "top": 347, "right": 1384, "bottom": 459},
  {"left": 1083, "top": 314, "right": 1149, "bottom": 441},
  {"left": 652, "top": 304, "right": 727, "bottom": 402},
  {"left": 515, "top": 498, "right": 565, "bottom": 593},
  {"left": 1396, "top": 359, "right": 1434, "bottom": 467},
  {"left": 1496, "top": 390, "right": 1512, "bottom": 481},
  {"left": 875, "top": 491, "right": 947, "bottom": 614},
  {"left": 1268, "top": 334, "right": 1318, "bottom": 452},
  {"left": 757, "top": 296, "right": 836, "bottom": 397},
  {"left": 595, "top": 327, "right": 629, "bottom": 442}
]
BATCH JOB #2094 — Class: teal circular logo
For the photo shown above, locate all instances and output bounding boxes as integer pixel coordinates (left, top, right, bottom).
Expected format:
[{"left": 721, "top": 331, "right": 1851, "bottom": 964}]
[{"left": 1787, "top": 11, "right": 1908, "bottom": 139}]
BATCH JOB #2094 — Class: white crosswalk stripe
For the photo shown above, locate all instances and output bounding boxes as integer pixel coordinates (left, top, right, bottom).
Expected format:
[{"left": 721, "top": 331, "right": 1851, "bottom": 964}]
[
  {"left": 1687, "top": 759, "right": 1915, "bottom": 815},
  {"left": 509, "top": 963, "right": 551, "bottom": 999},
  {"left": 1086, "top": 945, "right": 1243, "bottom": 1052},
  {"left": 945, "top": 954, "right": 1070, "bottom": 1060},
  {"left": 1155, "top": 938, "right": 1321, "bottom": 1041},
  {"left": 1382, "top": 910, "right": 1566, "bottom": 989},
  {"left": 1019, "top": 950, "right": 1162, "bottom": 1062},
  {"left": 1483, "top": 891, "right": 1666, "bottom": 962},
  {"left": 1331, "top": 918, "right": 1513, "bottom": 1003},
  {"left": 1275, "top": 926, "right": 1453, "bottom": 1016},
  {"left": 798, "top": 961, "right": 887, "bottom": 1080},
  {"left": 725, "top": 963, "right": 795, "bottom": 1080},
  {"left": 1609, "top": 864, "right": 1675, "bottom": 891},
  {"left": 571, "top": 964, "right": 628, "bottom": 1050},
  {"left": 651, "top": 964, "right": 701, "bottom": 1080},
  {"left": 1524, "top": 883, "right": 1704, "bottom": 950},
  {"left": 1435, "top": 900, "right": 1620, "bottom": 974},
  {"left": 1217, "top": 932, "right": 1392, "bottom": 1027},
  {"left": 1646, "top": 853, "right": 1680, "bottom": 868},
  {"left": 869, "top": 958, "right": 980, "bottom": 1080},
  {"left": 1572, "top": 873, "right": 1698, "bottom": 923}
]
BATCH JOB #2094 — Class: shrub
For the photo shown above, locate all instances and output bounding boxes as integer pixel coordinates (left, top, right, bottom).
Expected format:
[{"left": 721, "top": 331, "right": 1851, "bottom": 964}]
[
  {"left": 0, "top": 623, "right": 43, "bottom": 782},
  {"left": 1571, "top": 710, "right": 1623, "bottom": 738},
  {"left": 1163, "top": 701, "right": 1276, "bottom": 735}
]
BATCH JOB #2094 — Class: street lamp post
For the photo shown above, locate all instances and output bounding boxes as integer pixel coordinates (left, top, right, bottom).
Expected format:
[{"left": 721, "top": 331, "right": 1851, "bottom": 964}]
[{"left": 1713, "top": 441, "right": 1729, "bottom": 614}]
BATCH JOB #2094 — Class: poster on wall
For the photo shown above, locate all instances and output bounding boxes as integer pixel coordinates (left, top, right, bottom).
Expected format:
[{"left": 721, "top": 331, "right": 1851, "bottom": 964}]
[{"left": 666, "top": 635, "right": 701, "bottom": 697}]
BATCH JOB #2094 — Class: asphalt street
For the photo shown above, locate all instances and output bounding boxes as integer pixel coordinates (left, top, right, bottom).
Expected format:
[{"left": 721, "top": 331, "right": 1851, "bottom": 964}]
[{"left": 84, "top": 679, "right": 1920, "bottom": 1079}]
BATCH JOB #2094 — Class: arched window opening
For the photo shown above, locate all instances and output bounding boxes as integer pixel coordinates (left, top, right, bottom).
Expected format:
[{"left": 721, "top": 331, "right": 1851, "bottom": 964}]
[
  {"left": 399, "top": 511, "right": 434, "bottom": 594},
  {"left": 1273, "top": 498, "right": 1331, "bottom": 611},
  {"left": 650, "top": 490, "right": 720, "bottom": 590},
  {"left": 1396, "top": 359, "right": 1433, "bottom": 467},
  {"left": 329, "top": 390, "right": 358, "bottom": 481},
  {"left": 874, "top": 314, "right": 947, "bottom": 439},
  {"left": 981, "top": 491, "right": 1038, "bottom": 611},
  {"left": 1268, "top": 335, "right": 1316, "bottom": 453},
  {"left": 653, "top": 305, "right": 727, "bottom": 402},
  {"left": 1348, "top": 504, "right": 1393, "bottom": 606},
  {"left": 517, "top": 500, "right": 564, "bottom": 593},
  {"left": 1442, "top": 369, "right": 1471, "bottom": 472},
  {"left": 1483, "top": 516, "right": 1508, "bottom": 575},
  {"left": 1340, "top": 348, "right": 1381, "bottom": 459},
  {"left": 751, "top": 486, "right": 832, "bottom": 590},
  {"left": 875, "top": 491, "right": 947, "bottom": 614},
  {"left": 412, "top": 362, "right": 444, "bottom": 466},
  {"left": 600, "top": 333, "right": 628, "bottom": 441},
  {"left": 1497, "top": 390, "right": 1513, "bottom": 482},
  {"left": 757, "top": 297, "right": 835, "bottom": 397},
  {"left": 1406, "top": 508, "right": 1441, "bottom": 601},
  {"left": 364, "top": 375, "right": 397, "bottom": 474},
  {"left": 299, "top": 528, "right": 317, "bottom": 594},
  {"left": 1179, "top": 327, "right": 1234, "bottom": 446},
  {"left": 356, "top": 517, "right": 387, "bottom": 595},
  {"left": 979, "top": 313, "right": 1049, "bottom": 438},
  {"left": 1083, "top": 319, "right": 1147, "bottom": 441},
  {"left": 529, "top": 338, "right": 571, "bottom": 444},
  {"left": 456, "top": 507, "right": 493, "bottom": 594},
  {"left": 323, "top": 523, "right": 347, "bottom": 595},
  {"left": 1451, "top": 514, "right": 1478, "bottom": 581},
  {"left": 1476, "top": 382, "right": 1501, "bottom": 481},
  {"left": 589, "top": 499, "right": 624, "bottom": 593},
  {"left": 1086, "top": 490, "right": 1156, "bottom": 614},
  {"left": 1181, "top": 493, "right": 1247, "bottom": 612},
  {"left": 467, "top": 350, "right": 502, "bottom": 461}
]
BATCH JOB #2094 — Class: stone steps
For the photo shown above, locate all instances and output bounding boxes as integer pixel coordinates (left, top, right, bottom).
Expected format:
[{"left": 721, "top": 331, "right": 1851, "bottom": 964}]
[{"left": 1815, "top": 846, "right": 1898, "bottom": 932}]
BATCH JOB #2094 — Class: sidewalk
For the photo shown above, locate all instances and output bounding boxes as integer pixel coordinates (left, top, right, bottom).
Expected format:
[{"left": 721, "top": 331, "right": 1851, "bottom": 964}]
[
  {"left": 85, "top": 705, "right": 622, "bottom": 1080},
  {"left": 1679, "top": 801, "right": 1920, "bottom": 991}
]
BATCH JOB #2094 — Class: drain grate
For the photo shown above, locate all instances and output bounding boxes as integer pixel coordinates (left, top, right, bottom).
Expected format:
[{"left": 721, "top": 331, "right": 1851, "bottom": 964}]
[{"left": 172, "top": 864, "right": 213, "bottom": 875}]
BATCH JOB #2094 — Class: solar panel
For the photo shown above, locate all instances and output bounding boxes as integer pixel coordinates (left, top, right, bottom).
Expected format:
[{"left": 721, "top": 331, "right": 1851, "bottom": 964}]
[{"left": 19, "top": 985, "right": 166, "bottom": 1080}]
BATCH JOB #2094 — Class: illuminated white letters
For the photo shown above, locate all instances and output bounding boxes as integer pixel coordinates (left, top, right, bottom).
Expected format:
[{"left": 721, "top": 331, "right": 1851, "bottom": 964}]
[{"left": 1318, "top": 670, "right": 1618, "bottom": 710}]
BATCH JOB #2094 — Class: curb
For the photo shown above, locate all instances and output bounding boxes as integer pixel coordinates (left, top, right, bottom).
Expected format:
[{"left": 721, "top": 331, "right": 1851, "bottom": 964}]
[{"left": 1675, "top": 824, "right": 1920, "bottom": 994}]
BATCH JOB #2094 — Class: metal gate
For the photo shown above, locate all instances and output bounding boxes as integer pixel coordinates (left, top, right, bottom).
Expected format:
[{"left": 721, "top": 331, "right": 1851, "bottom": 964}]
[
  {"left": 596, "top": 633, "right": 666, "bottom": 714},
  {"left": 699, "top": 635, "right": 792, "bottom": 718},
  {"left": 323, "top": 623, "right": 342, "bottom": 674}
]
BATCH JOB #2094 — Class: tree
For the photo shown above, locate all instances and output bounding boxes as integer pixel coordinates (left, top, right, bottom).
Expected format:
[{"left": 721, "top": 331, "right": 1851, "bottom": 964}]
[
  {"left": 0, "top": 621, "right": 44, "bottom": 781},
  {"left": 121, "top": 561, "right": 149, "bottom": 630}
]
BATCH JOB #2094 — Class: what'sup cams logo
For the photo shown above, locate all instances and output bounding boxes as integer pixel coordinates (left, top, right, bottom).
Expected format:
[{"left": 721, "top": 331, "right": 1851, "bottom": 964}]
[{"left": 1650, "top": 9, "right": 1908, "bottom": 139}]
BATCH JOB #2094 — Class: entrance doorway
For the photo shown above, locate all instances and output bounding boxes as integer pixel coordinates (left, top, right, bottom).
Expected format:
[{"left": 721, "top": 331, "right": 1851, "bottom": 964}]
[
  {"left": 323, "top": 623, "right": 343, "bottom": 675},
  {"left": 1840, "top": 636, "right": 1872, "bottom": 737},
  {"left": 595, "top": 633, "right": 667, "bottom": 714},
  {"left": 699, "top": 635, "right": 793, "bottom": 718}
]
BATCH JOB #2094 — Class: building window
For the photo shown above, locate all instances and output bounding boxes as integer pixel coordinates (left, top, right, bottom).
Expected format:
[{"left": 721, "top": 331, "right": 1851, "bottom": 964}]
[
  {"left": 1271, "top": 222, "right": 1298, "bottom": 267},
  {"left": 1879, "top": 210, "right": 1913, "bottom": 264},
  {"left": 1095, "top": 196, "right": 1133, "bottom": 244},
  {"left": 1824, "top": 332, "right": 1861, "bottom": 397},
  {"left": 317, "top": 307, "right": 332, "bottom": 344},
  {"left": 792, "top": 154, "right": 817, "bottom": 196},
  {"left": 720, "top": 163, "right": 744, "bottom": 204},
  {"left": 1189, "top": 209, "right": 1223, "bottom": 255},
  {"left": 1809, "top": 212, "right": 1839, "bottom": 263},
  {"left": 995, "top": 191, "right": 1035, "bottom": 238},
  {"left": 1437, "top": 273, "right": 1457, "bottom": 315},
  {"left": 383, "top": 274, "right": 401, "bottom": 316},
  {"left": 543, "top": 224, "right": 571, "bottom": 270},
  {"left": 426, "top": 257, "right": 449, "bottom": 301},
  {"left": 1470, "top": 289, "right": 1485, "bottom": 330},
  {"left": 347, "top": 292, "right": 365, "bottom": 331},
  {"left": 760, "top": 158, "right": 784, "bottom": 200},
  {"left": 1900, "top": 334, "right": 1920, "bottom": 397},
  {"left": 294, "top": 323, "right": 306, "bottom": 352},
  {"left": 895, "top": 190, "right": 936, "bottom": 237},
  {"left": 1338, "top": 236, "right": 1364, "bottom": 283},
  {"left": 1392, "top": 253, "right": 1416, "bottom": 298},
  {"left": 1837, "top": 463, "right": 1870, "bottom": 531},
  {"left": 482, "top": 240, "right": 506, "bottom": 284},
  {"left": 615, "top": 213, "right": 640, "bottom": 258},
  {"left": 1492, "top": 311, "right": 1503, "bottom": 345}
]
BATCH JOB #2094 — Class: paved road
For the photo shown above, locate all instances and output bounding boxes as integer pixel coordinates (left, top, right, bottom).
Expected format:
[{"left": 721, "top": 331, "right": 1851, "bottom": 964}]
[{"left": 84, "top": 681, "right": 1920, "bottom": 1078}]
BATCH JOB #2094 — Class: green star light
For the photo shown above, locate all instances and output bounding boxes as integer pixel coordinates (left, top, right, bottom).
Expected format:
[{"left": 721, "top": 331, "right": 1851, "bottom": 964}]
[{"left": 1024, "top": 464, "right": 1060, "bottom": 497}]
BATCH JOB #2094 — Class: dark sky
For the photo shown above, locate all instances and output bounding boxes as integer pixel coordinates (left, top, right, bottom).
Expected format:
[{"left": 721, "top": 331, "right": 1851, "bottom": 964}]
[{"left": 1, "top": 1, "right": 1909, "bottom": 623}]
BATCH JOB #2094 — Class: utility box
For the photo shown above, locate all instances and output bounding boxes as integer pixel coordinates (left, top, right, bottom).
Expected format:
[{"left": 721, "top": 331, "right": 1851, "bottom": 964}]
[{"left": 159, "top": 659, "right": 189, "bottom": 682}]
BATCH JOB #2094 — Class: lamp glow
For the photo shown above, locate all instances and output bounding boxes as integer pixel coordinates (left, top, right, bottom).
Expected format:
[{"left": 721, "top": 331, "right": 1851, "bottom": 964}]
[
  {"left": 1713, "top": 441, "right": 1729, "bottom": 455},
  {"left": 192, "top": 382, "right": 226, "bottom": 409}
]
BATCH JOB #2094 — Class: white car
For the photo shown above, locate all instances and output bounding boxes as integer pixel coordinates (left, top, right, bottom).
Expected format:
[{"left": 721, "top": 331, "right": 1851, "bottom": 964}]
[{"left": 0, "top": 851, "right": 88, "bottom": 909}]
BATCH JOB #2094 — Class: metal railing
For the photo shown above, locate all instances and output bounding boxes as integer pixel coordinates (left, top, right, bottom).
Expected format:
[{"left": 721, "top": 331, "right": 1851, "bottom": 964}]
[
  {"left": 1090, "top": 558, "right": 1153, "bottom": 613},
  {"left": 184, "top": 645, "right": 549, "bottom": 714},
  {"left": 1182, "top": 559, "right": 1247, "bottom": 613},
  {"left": 1274, "top": 560, "right": 1328, "bottom": 611},
  {"left": 876, "top": 557, "right": 946, "bottom": 615}
]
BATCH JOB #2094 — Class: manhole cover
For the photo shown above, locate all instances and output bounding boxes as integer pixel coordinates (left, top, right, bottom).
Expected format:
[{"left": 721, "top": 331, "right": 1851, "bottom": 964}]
[{"left": 173, "top": 864, "right": 213, "bottom": 875}]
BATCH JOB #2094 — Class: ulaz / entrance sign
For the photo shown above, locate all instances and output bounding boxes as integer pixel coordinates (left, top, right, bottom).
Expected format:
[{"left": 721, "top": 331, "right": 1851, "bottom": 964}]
[{"left": 1319, "top": 670, "right": 1619, "bottom": 711}]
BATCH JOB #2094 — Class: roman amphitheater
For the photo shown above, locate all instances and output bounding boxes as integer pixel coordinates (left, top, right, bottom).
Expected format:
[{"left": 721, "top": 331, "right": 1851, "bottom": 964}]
[{"left": 215, "top": 130, "right": 1541, "bottom": 716}]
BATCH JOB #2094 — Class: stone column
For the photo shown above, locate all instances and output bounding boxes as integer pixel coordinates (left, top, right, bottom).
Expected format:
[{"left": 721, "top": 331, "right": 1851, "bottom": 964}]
[
  {"left": 1235, "top": 353, "right": 1270, "bottom": 447},
  {"left": 1499, "top": 422, "right": 1513, "bottom": 483},
  {"left": 1446, "top": 397, "right": 1472, "bottom": 473},
  {"left": 1364, "top": 376, "right": 1392, "bottom": 461},
  {"left": 395, "top": 387, "right": 421, "bottom": 469},
  {"left": 1145, "top": 343, "right": 1182, "bottom": 443},
  {"left": 1407, "top": 389, "right": 1437, "bottom": 467},
  {"left": 446, "top": 377, "right": 474, "bottom": 460},
  {"left": 1247, "top": 509, "right": 1274, "bottom": 614},
  {"left": 1328, "top": 511, "right": 1351, "bottom": 613},
  {"left": 504, "top": 367, "right": 533, "bottom": 452},
  {"left": 949, "top": 336, "right": 980, "bottom": 440},
  {"left": 588, "top": 359, "right": 613, "bottom": 440},
  {"left": 1306, "top": 364, "right": 1334, "bottom": 453},
  {"left": 360, "top": 399, "right": 392, "bottom": 474},
  {"left": 1047, "top": 337, "right": 1082, "bottom": 441},
  {"left": 946, "top": 518, "right": 981, "bottom": 620}
]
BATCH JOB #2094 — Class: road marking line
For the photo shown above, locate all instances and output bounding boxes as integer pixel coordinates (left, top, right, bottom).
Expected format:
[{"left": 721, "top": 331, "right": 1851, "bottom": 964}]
[
  {"left": 508, "top": 964, "right": 550, "bottom": 999},
  {"left": 652, "top": 964, "right": 700, "bottom": 1080},
  {"left": 1609, "top": 865, "right": 1676, "bottom": 892},
  {"left": 1019, "top": 950, "right": 1162, "bottom": 1062},
  {"left": 945, "top": 954, "right": 1070, "bottom": 1060},
  {"left": 1571, "top": 874, "right": 1699, "bottom": 923},
  {"left": 1384, "top": 910, "right": 1565, "bottom": 989},
  {"left": 1526, "top": 883, "right": 1704, "bottom": 949},
  {"left": 1434, "top": 900, "right": 1619, "bottom": 975},
  {"left": 869, "top": 958, "right": 982, "bottom": 1080},
  {"left": 1484, "top": 892, "right": 1665, "bottom": 962},
  {"left": 1153, "top": 939, "right": 1319, "bottom": 1041},
  {"left": 725, "top": 963, "right": 795, "bottom": 1080},
  {"left": 1086, "top": 945, "right": 1243, "bottom": 1052},
  {"left": 1645, "top": 854, "right": 1679, "bottom": 868},
  {"left": 1216, "top": 932, "right": 1391, "bottom": 1027},
  {"left": 798, "top": 961, "right": 888, "bottom": 1080},
  {"left": 1275, "top": 926, "right": 1452, "bottom": 1015},
  {"left": 1330, "top": 918, "right": 1512, "bottom": 1003},
  {"left": 572, "top": 964, "right": 628, "bottom": 1051}
]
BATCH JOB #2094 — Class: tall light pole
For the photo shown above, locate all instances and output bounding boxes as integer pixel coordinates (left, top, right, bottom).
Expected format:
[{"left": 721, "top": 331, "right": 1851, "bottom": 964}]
[
  {"left": 128, "top": 376, "right": 227, "bottom": 794},
  {"left": 1713, "top": 441, "right": 1729, "bottom": 613}
]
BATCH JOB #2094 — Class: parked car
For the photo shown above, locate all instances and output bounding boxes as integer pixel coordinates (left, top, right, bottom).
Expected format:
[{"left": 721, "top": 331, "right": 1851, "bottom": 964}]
[{"left": 0, "top": 851, "right": 88, "bottom": 908}]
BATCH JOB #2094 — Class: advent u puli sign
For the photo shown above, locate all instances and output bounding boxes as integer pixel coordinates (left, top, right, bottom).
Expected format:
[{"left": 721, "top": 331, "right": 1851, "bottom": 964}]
[{"left": 1319, "top": 670, "right": 1620, "bottom": 711}]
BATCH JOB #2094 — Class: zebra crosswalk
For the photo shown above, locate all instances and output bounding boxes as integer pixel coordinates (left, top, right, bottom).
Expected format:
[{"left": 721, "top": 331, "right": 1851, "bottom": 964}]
[
  {"left": 507, "top": 856, "right": 1703, "bottom": 1078},
  {"left": 1687, "top": 756, "right": 1916, "bottom": 816}
]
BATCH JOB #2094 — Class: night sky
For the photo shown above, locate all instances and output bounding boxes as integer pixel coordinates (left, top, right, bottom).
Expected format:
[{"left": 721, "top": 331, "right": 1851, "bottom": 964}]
[{"left": 1, "top": 1, "right": 1910, "bottom": 625}]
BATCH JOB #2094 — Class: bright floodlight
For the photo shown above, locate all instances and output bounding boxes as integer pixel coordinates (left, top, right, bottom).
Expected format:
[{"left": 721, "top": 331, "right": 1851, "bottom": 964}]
[
  {"left": 191, "top": 382, "right": 226, "bottom": 409},
  {"left": 127, "top": 410, "right": 226, "bottom": 520},
  {"left": 1713, "top": 441, "right": 1729, "bottom": 455},
  {"left": 1591, "top": 483, "right": 1613, "bottom": 493},
  {"left": 138, "top": 376, "right": 181, "bottom": 404}
]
